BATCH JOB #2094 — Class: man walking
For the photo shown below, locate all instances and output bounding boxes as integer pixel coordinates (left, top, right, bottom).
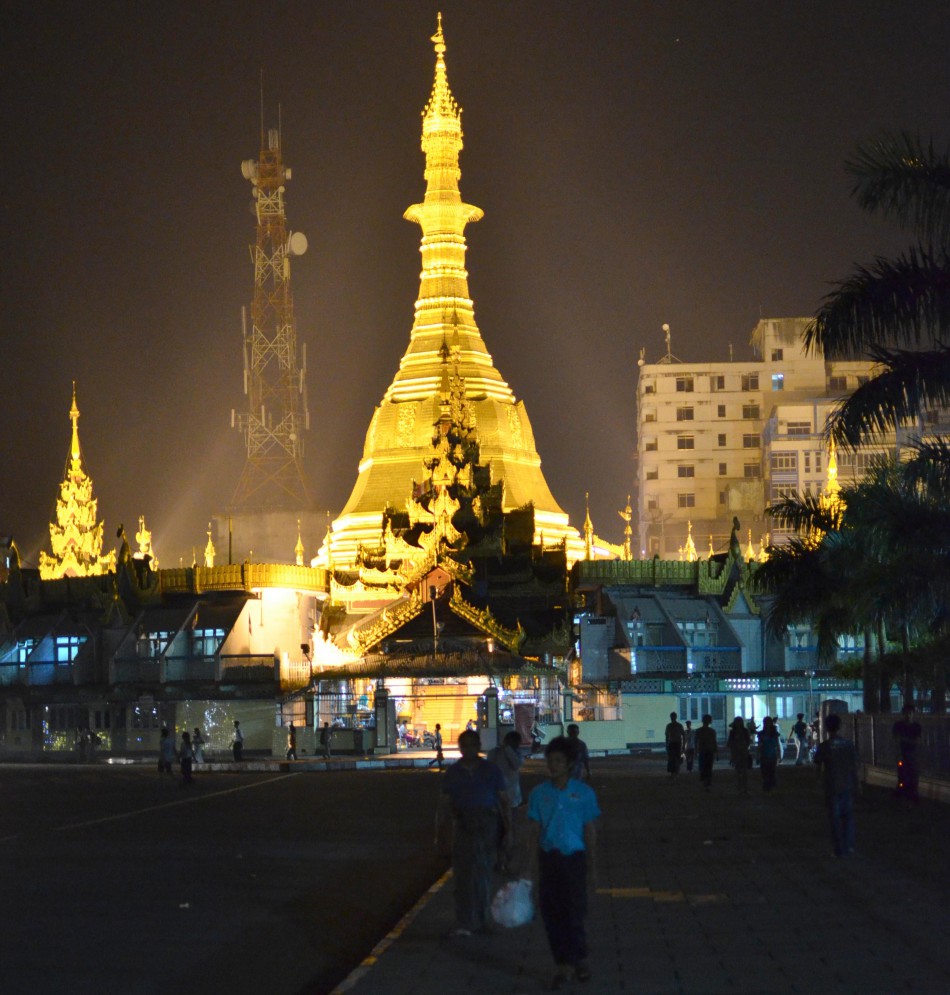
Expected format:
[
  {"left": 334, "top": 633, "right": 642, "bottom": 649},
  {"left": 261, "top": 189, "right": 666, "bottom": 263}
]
[
  {"left": 791, "top": 713, "right": 810, "bottom": 765},
  {"left": 435, "top": 730, "right": 511, "bottom": 937},
  {"left": 319, "top": 721, "right": 333, "bottom": 760},
  {"left": 566, "top": 723, "right": 591, "bottom": 781},
  {"left": 231, "top": 720, "right": 244, "bottom": 762},
  {"left": 665, "top": 712, "right": 685, "bottom": 778},
  {"left": 814, "top": 712, "right": 858, "bottom": 857},
  {"left": 695, "top": 714, "right": 719, "bottom": 791},
  {"left": 527, "top": 735, "right": 601, "bottom": 989}
]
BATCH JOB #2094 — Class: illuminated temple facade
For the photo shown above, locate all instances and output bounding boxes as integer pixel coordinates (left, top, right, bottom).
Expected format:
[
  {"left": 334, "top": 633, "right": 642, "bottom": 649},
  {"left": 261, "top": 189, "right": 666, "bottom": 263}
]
[{"left": 324, "top": 18, "right": 582, "bottom": 570}]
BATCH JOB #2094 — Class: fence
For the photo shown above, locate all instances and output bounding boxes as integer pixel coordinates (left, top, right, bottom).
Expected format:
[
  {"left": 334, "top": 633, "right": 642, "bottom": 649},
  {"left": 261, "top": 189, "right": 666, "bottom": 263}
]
[{"left": 849, "top": 714, "right": 950, "bottom": 781}]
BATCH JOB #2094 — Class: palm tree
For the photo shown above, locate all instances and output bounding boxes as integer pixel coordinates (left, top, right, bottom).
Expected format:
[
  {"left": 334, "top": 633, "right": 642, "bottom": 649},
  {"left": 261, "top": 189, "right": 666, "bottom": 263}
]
[
  {"left": 804, "top": 133, "right": 950, "bottom": 460},
  {"left": 760, "top": 457, "right": 950, "bottom": 712}
]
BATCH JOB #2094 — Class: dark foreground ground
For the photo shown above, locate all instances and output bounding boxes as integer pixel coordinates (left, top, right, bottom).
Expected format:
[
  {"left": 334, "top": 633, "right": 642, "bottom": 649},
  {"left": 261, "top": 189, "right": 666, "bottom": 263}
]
[{"left": 1, "top": 757, "right": 947, "bottom": 994}]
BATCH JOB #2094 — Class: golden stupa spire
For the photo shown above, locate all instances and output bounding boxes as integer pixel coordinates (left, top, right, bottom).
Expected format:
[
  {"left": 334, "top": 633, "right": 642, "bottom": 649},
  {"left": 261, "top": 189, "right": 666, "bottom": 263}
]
[
  {"left": 39, "top": 384, "right": 116, "bottom": 580},
  {"left": 583, "top": 492, "right": 594, "bottom": 560},
  {"left": 819, "top": 437, "right": 845, "bottom": 521},
  {"left": 203, "top": 524, "right": 215, "bottom": 568},
  {"left": 325, "top": 15, "right": 582, "bottom": 569}
]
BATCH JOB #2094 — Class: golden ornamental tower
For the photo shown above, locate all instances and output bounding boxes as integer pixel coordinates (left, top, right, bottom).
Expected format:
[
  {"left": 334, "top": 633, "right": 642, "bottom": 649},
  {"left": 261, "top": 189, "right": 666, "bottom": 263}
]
[
  {"left": 327, "top": 16, "right": 581, "bottom": 567},
  {"left": 39, "top": 384, "right": 116, "bottom": 579}
]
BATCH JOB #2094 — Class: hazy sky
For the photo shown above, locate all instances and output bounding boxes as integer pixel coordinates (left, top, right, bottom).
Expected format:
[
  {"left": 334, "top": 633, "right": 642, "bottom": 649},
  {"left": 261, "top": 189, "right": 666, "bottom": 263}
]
[{"left": 3, "top": 1, "right": 949, "bottom": 567}]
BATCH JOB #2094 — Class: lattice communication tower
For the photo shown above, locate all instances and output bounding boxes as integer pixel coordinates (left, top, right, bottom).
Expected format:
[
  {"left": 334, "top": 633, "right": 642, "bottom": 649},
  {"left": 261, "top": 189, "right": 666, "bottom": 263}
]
[{"left": 230, "top": 125, "right": 311, "bottom": 510}]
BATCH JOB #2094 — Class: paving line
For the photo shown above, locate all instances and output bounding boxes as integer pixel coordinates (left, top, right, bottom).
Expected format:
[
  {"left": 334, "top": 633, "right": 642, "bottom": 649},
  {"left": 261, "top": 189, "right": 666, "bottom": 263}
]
[
  {"left": 330, "top": 868, "right": 453, "bottom": 994},
  {"left": 51, "top": 773, "right": 299, "bottom": 833}
]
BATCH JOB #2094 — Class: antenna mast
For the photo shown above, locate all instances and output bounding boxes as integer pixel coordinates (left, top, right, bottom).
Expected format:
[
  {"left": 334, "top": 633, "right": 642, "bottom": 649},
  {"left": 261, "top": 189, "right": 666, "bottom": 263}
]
[{"left": 231, "top": 115, "right": 312, "bottom": 511}]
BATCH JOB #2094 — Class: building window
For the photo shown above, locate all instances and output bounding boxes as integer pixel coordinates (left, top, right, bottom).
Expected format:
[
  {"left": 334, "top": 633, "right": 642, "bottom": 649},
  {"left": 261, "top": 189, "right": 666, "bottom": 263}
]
[
  {"left": 676, "top": 376, "right": 694, "bottom": 392},
  {"left": 646, "top": 469, "right": 658, "bottom": 480},
  {"left": 787, "top": 421, "right": 811, "bottom": 436},
  {"left": 717, "top": 433, "right": 727, "bottom": 446},
  {"left": 16, "top": 639, "right": 35, "bottom": 663},
  {"left": 815, "top": 453, "right": 822, "bottom": 473},
  {"left": 828, "top": 375, "right": 847, "bottom": 392},
  {"left": 743, "top": 463, "right": 761, "bottom": 478},
  {"left": 677, "top": 493, "right": 695, "bottom": 508},
  {"left": 678, "top": 465, "right": 695, "bottom": 478},
  {"left": 711, "top": 375, "right": 725, "bottom": 391},
  {"left": 771, "top": 349, "right": 784, "bottom": 361},
  {"left": 55, "top": 635, "right": 86, "bottom": 664},
  {"left": 741, "top": 374, "right": 759, "bottom": 391},
  {"left": 771, "top": 374, "right": 784, "bottom": 391},
  {"left": 717, "top": 405, "right": 726, "bottom": 418},
  {"left": 677, "top": 436, "right": 695, "bottom": 450},
  {"left": 676, "top": 407, "right": 694, "bottom": 421},
  {"left": 742, "top": 434, "right": 759, "bottom": 448},
  {"left": 719, "top": 491, "right": 726, "bottom": 504},
  {"left": 643, "top": 382, "right": 656, "bottom": 394},
  {"left": 644, "top": 412, "right": 656, "bottom": 423},
  {"left": 771, "top": 452, "right": 797, "bottom": 472},
  {"left": 718, "top": 462, "right": 728, "bottom": 475},
  {"left": 742, "top": 404, "right": 760, "bottom": 420},
  {"left": 771, "top": 484, "right": 797, "bottom": 502},
  {"left": 647, "top": 498, "right": 659, "bottom": 510},
  {"left": 645, "top": 439, "right": 658, "bottom": 451},
  {"left": 804, "top": 453, "right": 811, "bottom": 473}
]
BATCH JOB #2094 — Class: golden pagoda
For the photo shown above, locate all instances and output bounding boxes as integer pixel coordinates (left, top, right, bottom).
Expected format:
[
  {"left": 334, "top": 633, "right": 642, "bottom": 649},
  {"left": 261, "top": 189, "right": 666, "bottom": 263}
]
[
  {"left": 39, "top": 384, "right": 116, "bottom": 579},
  {"left": 325, "top": 16, "right": 581, "bottom": 569}
]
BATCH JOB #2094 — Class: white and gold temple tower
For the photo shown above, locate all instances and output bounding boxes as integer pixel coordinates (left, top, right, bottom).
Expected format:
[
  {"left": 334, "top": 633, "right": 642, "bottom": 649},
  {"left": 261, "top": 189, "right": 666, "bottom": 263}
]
[{"left": 326, "top": 17, "right": 581, "bottom": 568}]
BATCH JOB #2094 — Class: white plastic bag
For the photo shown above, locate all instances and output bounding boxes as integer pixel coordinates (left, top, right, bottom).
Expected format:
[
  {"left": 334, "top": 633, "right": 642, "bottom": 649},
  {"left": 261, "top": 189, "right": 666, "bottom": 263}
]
[{"left": 491, "top": 877, "right": 534, "bottom": 928}]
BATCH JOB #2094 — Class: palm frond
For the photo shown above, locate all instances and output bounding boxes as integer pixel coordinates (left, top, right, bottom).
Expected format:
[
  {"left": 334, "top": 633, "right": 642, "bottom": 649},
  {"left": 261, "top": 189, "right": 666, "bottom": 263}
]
[
  {"left": 804, "top": 248, "right": 950, "bottom": 359},
  {"left": 902, "top": 436, "right": 950, "bottom": 495},
  {"left": 765, "top": 493, "right": 837, "bottom": 534},
  {"left": 846, "top": 132, "right": 950, "bottom": 245},
  {"left": 825, "top": 347, "right": 950, "bottom": 448}
]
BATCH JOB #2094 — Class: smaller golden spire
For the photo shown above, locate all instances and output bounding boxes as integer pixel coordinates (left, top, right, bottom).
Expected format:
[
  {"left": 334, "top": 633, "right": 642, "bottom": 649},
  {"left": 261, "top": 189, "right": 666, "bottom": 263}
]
[
  {"left": 618, "top": 495, "right": 633, "bottom": 560},
  {"left": 295, "top": 520, "right": 305, "bottom": 567},
  {"left": 203, "top": 525, "right": 215, "bottom": 568},
  {"left": 708, "top": 534, "right": 715, "bottom": 559},
  {"left": 682, "top": 521, "right": 697, "bottom": 562},
  {"left": 583, "top": 492, "right": 593, "bottom": 560},
  {"left": 745, "top": 529, "right": 756, "bottom": 562},
  {"left": 69, "top": 380, "right": 81, "bottom": 466}
]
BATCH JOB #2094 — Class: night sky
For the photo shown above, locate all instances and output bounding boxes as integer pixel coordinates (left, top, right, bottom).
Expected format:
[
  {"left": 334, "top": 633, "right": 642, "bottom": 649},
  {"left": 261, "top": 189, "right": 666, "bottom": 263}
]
[{"left": 3, "top": 2, "right": 949, "bottom": 568}]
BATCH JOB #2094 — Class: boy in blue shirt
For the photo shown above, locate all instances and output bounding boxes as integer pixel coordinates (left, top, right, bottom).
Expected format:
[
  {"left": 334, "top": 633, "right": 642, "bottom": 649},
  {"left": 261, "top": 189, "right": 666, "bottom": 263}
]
[{"left": 527, "top": 735, "right": 601, "bottom": 989}]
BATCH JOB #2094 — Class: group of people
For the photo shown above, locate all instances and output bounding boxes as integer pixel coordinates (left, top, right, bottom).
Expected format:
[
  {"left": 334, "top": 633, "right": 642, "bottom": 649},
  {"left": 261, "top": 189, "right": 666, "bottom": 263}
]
[
  {"left": 435, "top": 723, "right": 598, "bottom": 990},
  {"left": 666, "top": 711, "right": 819, "bottom": 795},
  {"left": 158, "top": 726, "right": 206, "bottom": 785}
]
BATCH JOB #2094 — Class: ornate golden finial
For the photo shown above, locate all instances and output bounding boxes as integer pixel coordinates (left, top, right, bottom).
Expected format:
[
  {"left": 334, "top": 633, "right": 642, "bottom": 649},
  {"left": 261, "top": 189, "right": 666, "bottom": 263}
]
[
  {"left": 432, "top": 11, "right": 445, "bottom": 51},
  {"left": 583, "top": 492, "right": 594, "bottom": 560},
  {"left": 758, "top": 533, "right": 770, "bottom": 563},
  {"left": 618, "top": 495, "right": 633, "bottom": 560},
  {"left": 708, "top": 534, "right": 715, "bottom": 559},
  {"left": 203, "top": 525, "right": 215, "bottom": 569},
  {"left": 745, "top": 529, "right": 756, "bottom": 562},
  {"left": 295, "top": 519, "right": 305, "bottom": 566},
  {"left": 69, "top": 380, "right": 81, "bottom": 464}
]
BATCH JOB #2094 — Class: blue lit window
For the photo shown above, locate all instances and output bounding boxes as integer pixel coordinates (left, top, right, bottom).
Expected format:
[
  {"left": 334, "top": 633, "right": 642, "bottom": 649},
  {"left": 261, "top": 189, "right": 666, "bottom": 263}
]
[
  {"left": 55, "top": 635, "right": 86, "bottom": 664},
  {"left": 771, "top": 374, "right": 784, "bottom": 391}
]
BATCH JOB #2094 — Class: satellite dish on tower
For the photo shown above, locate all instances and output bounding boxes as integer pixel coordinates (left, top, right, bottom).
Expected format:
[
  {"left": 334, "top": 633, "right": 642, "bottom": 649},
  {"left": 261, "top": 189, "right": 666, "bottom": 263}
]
[{"left": 287, "top": 231, "right": 308, "bottom": 256}]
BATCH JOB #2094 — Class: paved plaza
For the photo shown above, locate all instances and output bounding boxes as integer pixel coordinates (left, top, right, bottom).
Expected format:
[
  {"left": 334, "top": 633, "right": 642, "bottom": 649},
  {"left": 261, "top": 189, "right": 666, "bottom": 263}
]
[{"left": 1, "top": 755, "right": 947, "bottom": 994}]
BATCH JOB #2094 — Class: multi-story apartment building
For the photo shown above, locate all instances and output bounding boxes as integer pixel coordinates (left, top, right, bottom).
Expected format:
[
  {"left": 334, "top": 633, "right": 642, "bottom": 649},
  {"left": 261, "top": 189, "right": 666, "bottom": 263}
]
[{"left": 636, "top": 318, "right": 881, "bottom": 557}]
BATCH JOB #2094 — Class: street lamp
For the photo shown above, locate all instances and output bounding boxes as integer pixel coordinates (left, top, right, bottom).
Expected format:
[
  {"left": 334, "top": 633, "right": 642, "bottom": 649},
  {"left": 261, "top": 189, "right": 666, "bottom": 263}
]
[{"left": 805, "top": 669, "right": 815, "bottom": 721}]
